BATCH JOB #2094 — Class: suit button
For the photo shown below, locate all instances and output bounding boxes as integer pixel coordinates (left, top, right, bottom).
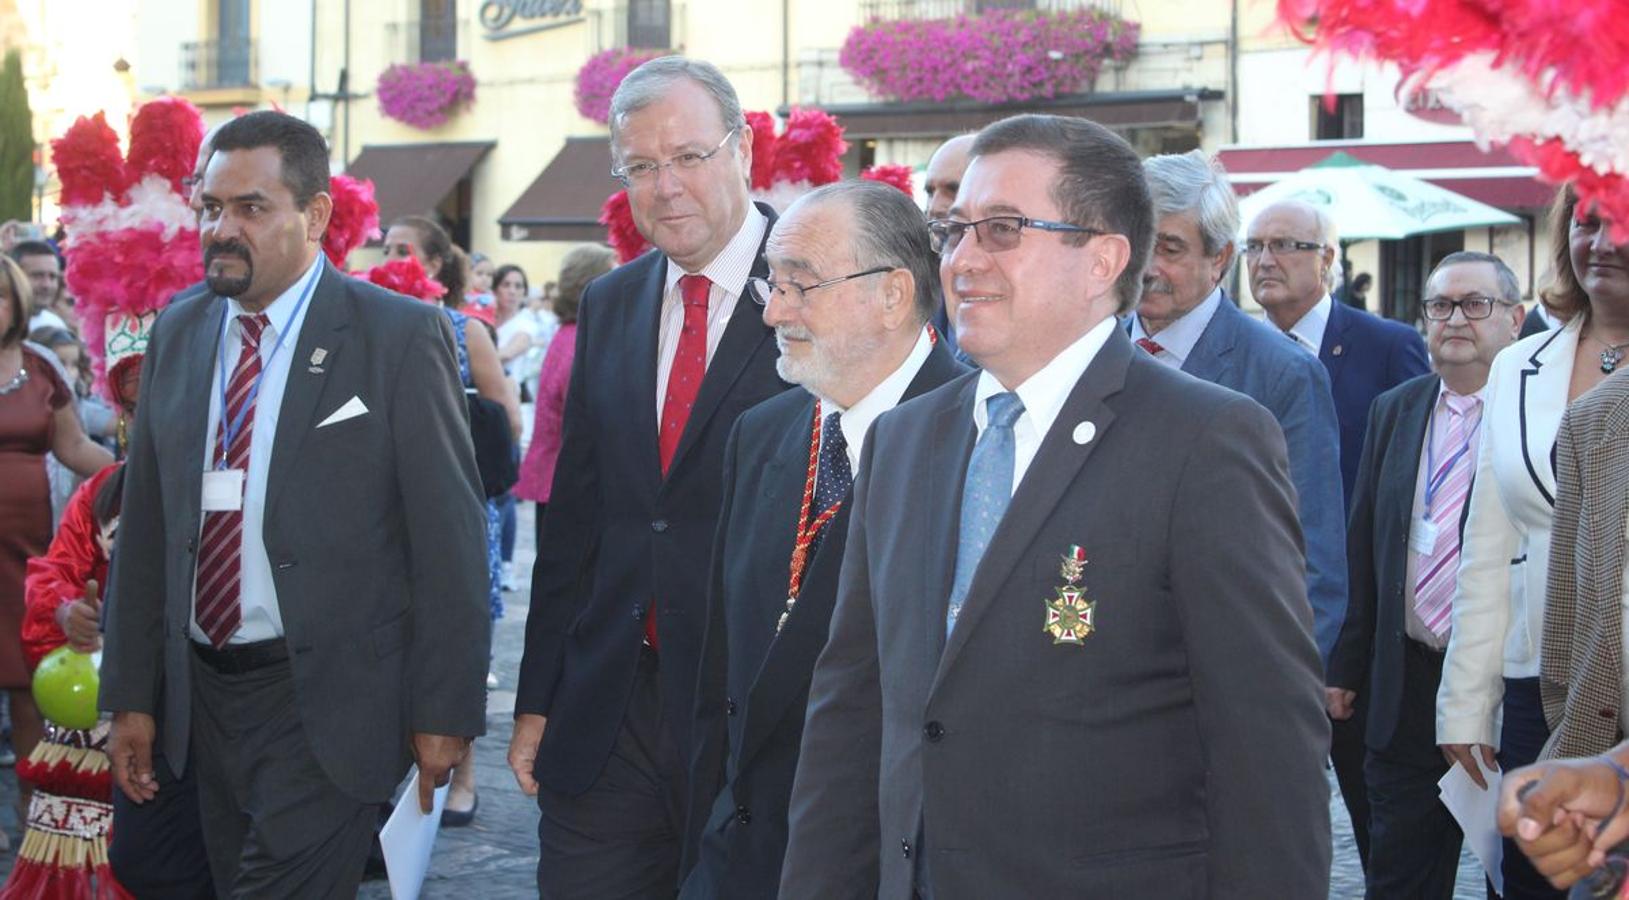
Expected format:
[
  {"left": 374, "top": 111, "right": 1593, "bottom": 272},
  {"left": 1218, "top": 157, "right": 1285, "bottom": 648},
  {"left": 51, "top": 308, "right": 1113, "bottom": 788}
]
[
  {"left": 631, "top": 605, "right": 644, "bottom": 620},
  {"left": 901, "top": 839, "right": 911, "bottom": 859},
  {"left": 924, "top": 721, "right": 945, "bottom": 742},
  {"left": 1601, "top": 708, "right": 1617, "bottom": 719},
  {"left": 651, "top": 520, "right": 669, "bottom": 533},
  {"left": 735, "top": 806, "right": 751, "bottom": 824},
  {"left": 186, "top": 538, "right": 197, "bottom": 555},
  {"left": 726, "top": 697, "right": 737, "bottom": 716}
]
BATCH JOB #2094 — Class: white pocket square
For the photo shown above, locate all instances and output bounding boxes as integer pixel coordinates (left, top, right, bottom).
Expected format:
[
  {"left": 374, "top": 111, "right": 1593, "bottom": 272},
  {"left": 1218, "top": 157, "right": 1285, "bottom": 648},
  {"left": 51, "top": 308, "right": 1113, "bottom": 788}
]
[{"left": 317, "top": 396, "right": 369, "bottom": 428}]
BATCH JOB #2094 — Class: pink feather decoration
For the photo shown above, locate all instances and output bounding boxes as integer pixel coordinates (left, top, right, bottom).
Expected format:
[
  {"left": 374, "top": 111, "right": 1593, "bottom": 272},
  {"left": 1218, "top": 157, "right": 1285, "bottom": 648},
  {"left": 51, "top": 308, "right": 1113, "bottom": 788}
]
[
  {"left": 51, "top": 113, "right": 127, "bottom": 207},
  {"left": 125, "top": 97, "right": 204, "bottom": 194}
]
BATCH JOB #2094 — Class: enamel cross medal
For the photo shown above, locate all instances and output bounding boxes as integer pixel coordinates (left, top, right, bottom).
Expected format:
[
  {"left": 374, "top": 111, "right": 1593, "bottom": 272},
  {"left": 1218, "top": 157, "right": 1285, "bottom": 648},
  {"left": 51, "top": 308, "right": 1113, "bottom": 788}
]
[{"left": 1044, "top": 545, "right": 1095, "bottom": 645}]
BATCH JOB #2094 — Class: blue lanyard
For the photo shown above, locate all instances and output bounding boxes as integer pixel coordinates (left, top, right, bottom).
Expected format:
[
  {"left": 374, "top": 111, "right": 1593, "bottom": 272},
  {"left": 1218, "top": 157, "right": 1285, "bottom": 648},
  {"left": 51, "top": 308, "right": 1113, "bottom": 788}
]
[
  {"left": 1422, "top": 398, "right": 1481, "bottom": 515},
  {"left": 212, "top": 269, "right": 319, "bottom": 469}
]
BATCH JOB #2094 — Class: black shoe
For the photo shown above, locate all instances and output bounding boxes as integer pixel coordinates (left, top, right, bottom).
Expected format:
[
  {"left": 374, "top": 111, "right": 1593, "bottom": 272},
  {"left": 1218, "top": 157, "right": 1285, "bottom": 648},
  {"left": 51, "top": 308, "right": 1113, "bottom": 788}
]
[{"left": 440, "top": 792, "right": 478, "bottom": 828}]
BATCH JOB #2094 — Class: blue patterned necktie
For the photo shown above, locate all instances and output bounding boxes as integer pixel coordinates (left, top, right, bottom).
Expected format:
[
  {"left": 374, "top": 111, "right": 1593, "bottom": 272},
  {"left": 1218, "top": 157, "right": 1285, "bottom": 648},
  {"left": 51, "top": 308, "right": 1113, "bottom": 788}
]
[
  {"left": 807, "top": 410, "right": 851, "bottom": 556},
  {"left": 946, "top": 392, "right": 1025, "bottom": 637}
]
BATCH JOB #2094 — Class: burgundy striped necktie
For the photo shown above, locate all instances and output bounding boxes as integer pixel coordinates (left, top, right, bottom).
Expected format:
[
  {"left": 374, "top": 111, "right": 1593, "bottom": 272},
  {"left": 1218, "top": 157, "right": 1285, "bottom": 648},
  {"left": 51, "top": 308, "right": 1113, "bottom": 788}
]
[{"left": 195, "top": 313, "right": 269, "bottom": 648}]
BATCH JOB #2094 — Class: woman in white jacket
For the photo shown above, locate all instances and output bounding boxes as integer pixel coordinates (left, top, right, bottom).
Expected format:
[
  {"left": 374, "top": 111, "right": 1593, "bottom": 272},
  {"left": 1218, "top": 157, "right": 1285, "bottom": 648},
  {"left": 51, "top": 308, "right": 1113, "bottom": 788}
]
[{"left": 1438, "top": 186, "right": 1629, "bottom": 898}]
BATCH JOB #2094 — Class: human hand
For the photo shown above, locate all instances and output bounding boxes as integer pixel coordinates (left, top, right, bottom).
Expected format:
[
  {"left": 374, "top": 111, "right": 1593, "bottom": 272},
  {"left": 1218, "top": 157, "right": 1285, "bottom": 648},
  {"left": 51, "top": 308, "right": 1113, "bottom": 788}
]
[
  {"left": 1325, "top": 688, "right": 1356, "bottom": 721},
  {"left": 1439, "top": 742, "right": 1499, "bottom": 790},
  {"left": 411, "top": 732, "right": 471, "bottom": 814},
  {"left": 1500, "top": 752, "right": 1629, "bottom": 887},
  {"left": 508, "top": 713, "right": 547, "bottom": 796},
  {"left": 55, "top": 579, "right": 102, "bottom": 653},
  {"left": 108, "top": 711, "right": 158, "bottom": 803}
]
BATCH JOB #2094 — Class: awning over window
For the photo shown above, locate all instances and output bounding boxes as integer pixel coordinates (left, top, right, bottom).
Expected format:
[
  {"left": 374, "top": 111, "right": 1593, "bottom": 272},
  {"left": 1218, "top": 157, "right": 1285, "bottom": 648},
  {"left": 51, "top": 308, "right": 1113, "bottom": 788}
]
[
  {"left": 499, "top": 137, "right": 615, "bottom": 242},
  {"left": 1216, "top": 140, "right": 1552, "bottom": 209},
  {"left": 345, "top": 141, "right": 495, "bottom": 231},
  {"left": 793, "top": 89, "right": 1219, "bottom": 139}
]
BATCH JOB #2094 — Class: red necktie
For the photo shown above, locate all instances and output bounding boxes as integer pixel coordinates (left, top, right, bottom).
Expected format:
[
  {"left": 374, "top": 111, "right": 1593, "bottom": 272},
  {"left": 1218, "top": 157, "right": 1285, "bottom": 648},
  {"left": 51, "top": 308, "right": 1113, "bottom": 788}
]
[
  {"left": 1135, "top": 337, "right": 1165, "bottom": 356},
  {"left": 195, "top": 313, "right": 269, "bottom": 648},
  {"left": 647, "top": 274, "right": 711, "bottom": 649}
]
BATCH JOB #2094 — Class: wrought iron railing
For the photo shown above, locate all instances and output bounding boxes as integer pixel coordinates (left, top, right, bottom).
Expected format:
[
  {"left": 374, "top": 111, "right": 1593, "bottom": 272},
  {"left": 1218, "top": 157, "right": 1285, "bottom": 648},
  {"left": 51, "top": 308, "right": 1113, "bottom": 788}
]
[
  {"left": 383, "top": 17, "right": 462, "bottom": 65},
  {"left": 180, "top": 37, "right": 257, "bottom": 90}
]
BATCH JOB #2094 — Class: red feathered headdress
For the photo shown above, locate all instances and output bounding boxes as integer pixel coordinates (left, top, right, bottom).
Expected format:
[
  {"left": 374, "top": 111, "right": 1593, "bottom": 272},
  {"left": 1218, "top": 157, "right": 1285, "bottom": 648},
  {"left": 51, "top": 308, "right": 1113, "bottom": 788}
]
[
  {"left": 323, "top": 174, "right": 381, "bottom": 267},
  {"left": 356, "top": 256, "right": 446, "bottom": 302}
]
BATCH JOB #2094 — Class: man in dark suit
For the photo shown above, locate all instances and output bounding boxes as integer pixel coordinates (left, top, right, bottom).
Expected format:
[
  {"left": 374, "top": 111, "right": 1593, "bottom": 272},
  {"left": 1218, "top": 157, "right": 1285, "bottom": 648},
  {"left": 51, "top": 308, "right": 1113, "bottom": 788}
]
[
  {"left": 682, "top": 180, "right": 965, "bottom": 898},
  {"left": 1519, "top": 301, "right": 1564, "bottom": 339},
  {"left": 1132, "top": 149, "right": 1347, "bottom": 666},
  {"left": 780, "top": 114, "right": 1330, "bottom": 899},
  {"left": 923, "top": 134, "right": 974, "bottom": 356},
  {"left": 1329, "top": 251, "right": 1525, "bottom": 898},
  {"left": 101, "top": 111, "right": 489, "bottom": 896},
  {"left": 1247, "top": 198, "right": 1430, "bottom": 865},
  {"left": 508, "top": 57, "right": 790, "bottom": 897}
]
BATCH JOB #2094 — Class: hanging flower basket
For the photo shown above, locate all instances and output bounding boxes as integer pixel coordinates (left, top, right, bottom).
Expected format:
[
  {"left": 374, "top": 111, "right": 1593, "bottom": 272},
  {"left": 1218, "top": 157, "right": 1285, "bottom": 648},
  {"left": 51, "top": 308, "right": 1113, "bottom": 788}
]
[
  {"left": 377, "top": 60, "right": 477, "bottom": 130},
  {"left": 575, "top": 48, "right": 670, "bottom": 124},
  {"left": 840, "top": 8, "right": 1140, "bottom": 105}
]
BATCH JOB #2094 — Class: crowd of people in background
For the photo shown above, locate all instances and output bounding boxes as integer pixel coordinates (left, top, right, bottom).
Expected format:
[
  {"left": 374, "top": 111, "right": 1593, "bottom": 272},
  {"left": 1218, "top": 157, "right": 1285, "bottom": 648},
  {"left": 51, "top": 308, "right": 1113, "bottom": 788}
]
[{"left": 0, "top": 50, "right": 1626, "bottom": 900}]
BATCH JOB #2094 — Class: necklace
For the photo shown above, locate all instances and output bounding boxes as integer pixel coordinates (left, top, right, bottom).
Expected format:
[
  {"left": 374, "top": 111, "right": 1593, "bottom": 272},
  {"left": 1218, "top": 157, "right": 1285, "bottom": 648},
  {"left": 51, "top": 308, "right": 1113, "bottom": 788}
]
[
  {"left": 1594, "top": 333, "right": 1629, "bottom": 374},
  {"left": 0, "top": 366, "right": 27, "bottom": 397},
  {"left": 777, "top": 402, "right": 845, "bottom": 634}
]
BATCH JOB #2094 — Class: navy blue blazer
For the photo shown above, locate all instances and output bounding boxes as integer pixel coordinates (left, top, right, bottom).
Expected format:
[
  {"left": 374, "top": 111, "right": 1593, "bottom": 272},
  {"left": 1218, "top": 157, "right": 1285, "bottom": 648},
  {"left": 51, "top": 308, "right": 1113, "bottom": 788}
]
[
  {"left": 1318, "top": 301, "right": 1430, "bottom": 507},
  {"left": 1181, "top": 297, "right": 1348, "bottom": 666}
]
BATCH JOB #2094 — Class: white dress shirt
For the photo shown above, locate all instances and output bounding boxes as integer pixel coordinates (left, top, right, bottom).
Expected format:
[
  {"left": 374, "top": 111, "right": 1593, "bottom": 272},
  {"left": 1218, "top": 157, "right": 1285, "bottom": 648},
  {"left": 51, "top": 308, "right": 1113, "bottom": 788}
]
[
  {"left": 193, "top": 254, "right": 323, "bottom": 644},
  {"left": 655, "top": 206, "right": 769, "bottom": 420},
  {"left": 817, "top": 325, "right": 936, "bottom": 474},
  {"left": 971, "top": 316, "right": 1117, "bottom": 495},
  {"left": 1402, "top": 382, "right": 1486, "bottom": 650},
  {"left": 1285, "top": 294, "right": 1334, "bottom": 356},
  {"left": 1126, "top": 286, "right": 1224, "bottom": 369}
]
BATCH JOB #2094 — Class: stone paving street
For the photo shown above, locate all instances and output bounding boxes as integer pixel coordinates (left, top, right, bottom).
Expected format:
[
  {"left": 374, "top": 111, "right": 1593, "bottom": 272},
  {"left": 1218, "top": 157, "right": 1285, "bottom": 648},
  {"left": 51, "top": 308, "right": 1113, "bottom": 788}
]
[{"left": 0, "top": 499, "right": 1494, "bottom": 897}]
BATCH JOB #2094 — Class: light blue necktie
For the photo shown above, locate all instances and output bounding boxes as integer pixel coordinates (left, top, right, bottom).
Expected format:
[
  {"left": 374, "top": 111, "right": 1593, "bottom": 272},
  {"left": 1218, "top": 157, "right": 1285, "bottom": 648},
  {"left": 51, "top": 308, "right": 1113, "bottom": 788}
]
[{"left": 946, "top": 392, "right": 1025, "bottom": 638}]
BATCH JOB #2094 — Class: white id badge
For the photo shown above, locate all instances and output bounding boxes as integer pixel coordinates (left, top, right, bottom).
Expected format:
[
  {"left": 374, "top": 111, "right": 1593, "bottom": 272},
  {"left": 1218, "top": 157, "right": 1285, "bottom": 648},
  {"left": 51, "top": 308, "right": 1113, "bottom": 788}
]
[
  {"left": 1410, "top": 516, "right": 1440, "bottom": 555},
  {"left": 201, "top": 469, "right": 245, "bottom": 512}
]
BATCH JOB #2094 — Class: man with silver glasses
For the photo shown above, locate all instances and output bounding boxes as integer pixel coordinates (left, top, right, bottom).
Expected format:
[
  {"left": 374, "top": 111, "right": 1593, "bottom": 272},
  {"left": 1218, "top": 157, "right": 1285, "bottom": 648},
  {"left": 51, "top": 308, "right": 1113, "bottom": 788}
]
[
  {"left": 508, "top": 56, "right": 790, "bottom": 898},
  {"left": 1246, "top": 198, "right": 1428, "bottom": 873}
]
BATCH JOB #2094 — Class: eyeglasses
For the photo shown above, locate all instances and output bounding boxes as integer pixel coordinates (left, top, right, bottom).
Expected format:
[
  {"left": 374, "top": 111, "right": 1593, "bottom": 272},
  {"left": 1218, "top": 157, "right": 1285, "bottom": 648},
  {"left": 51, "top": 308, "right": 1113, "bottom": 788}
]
[
  {"left": 1243, "top": 238, "right": 1325, "bottom": 258},
  {"left": 181, "top": 174, "right": 202, "bottom": 191},
  {"left": 1422, "top": 294, "right": 1502, "bottom": 321},
  {"left": 747, "top": 267, "right": 894, "bottom": 308},
  {"left": 927, "top": 216, "right": 1103, "bottom": 255},
  {"left": 611, "top": 129, "right": 738, "bottom": 188}
]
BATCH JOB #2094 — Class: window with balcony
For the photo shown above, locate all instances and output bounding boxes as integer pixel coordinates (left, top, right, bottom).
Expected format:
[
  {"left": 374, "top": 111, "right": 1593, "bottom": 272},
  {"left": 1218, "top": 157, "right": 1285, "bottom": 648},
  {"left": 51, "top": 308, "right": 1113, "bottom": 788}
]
[
  {"left": 627, "top": 0, "right": 671, "bottom": 49},
  {"left": 421, "top": 0, "right": 458, "bottom": 63},
  {"left": 181, "top": 0, "right": 255, "bottom": 90},
  {"left": 1311, "top": 93, "right": 1364, "bottom": 140}
]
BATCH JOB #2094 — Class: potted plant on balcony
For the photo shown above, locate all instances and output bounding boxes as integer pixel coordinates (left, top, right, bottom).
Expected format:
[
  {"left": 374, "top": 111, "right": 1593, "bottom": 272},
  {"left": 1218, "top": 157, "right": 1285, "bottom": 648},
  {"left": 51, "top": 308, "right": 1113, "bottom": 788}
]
[
  {"left": 841, "top": 7, "right": 1140, "bottom": 104},
  {"left": 575, "top": 48, "right": 671, "bottom": 124},
  {"left": 377, "top": 59, "right": 477, "bottom": 130}
]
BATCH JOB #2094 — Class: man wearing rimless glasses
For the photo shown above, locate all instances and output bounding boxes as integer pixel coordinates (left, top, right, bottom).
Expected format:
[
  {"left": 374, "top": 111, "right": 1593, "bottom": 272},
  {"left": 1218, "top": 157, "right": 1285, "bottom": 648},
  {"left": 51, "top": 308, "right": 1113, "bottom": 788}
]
[{"left": 782, "top": 114, "right": 1330, "bottom": 899}]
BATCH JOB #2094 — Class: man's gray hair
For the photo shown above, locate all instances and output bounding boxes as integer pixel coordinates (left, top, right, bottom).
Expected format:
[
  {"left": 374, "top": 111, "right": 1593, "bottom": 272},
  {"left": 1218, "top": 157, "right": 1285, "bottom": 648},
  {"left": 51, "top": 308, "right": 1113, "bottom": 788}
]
[
  {"left": 1143, "top": 150, "right": 1240, "bottom": 259},
  {"left": 797, "top": 180, "right": 940, "bottom": 325},
  {"left": 608, "top": 56, "right": 746, "bottom": 152},
  {"left": 1429, "top": 250, "right": 1522, "bottom": 305}
]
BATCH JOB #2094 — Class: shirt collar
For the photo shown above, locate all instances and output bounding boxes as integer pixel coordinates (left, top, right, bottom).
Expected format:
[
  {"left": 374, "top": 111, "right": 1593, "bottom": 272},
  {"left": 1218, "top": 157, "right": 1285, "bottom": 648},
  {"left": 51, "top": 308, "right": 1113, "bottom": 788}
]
[
  {"left": 1127, "top": 286, "right": 1223, "bottom": 366},
  {"left": 1435, "top": 378, "right": 1488, "bottom": 409},
  {"left": 663, "top": 204, "right": 769, "bottom": 298},
  {"left": 1286, "top": 293, "right": 1333, "bottom": 355},
  {"left": 973, "top": 316, "right": 1117, "bottom": 439},
  {"left": 827, "top": 326, "right": 936, "bottom": 472}
]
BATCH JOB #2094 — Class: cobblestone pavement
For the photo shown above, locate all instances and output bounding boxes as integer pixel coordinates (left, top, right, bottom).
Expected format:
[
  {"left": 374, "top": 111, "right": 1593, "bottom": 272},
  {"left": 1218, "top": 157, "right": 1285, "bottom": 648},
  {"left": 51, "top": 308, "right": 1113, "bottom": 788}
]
[{"left": 0, "top": 500, "right": 1494, "bottom": 897}]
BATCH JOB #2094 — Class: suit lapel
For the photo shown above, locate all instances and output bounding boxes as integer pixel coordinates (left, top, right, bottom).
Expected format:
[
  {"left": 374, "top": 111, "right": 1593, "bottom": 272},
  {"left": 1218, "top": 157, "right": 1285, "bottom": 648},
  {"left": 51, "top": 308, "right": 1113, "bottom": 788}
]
[
  {"left": 1319, "top": 301, "right": 1351, "bottom": 386},
  {"left": 923, "top": 379, "right": 979, "bottom": 663},
  {"left": 629, "top": 255, "right": 667, "bottom": 483},
  {"left": 176, "top": 294, "right": 224, "bottom": 514},
  {"left": 1382, "top": 377, "right": 1439, "bottom": 538},
  {"left": 1516, "top": 321, "right": 1577, "bottom": 508},
  {"left": 1181, "top": 294, "right": 1240, "bottom": 384},
  {"left": 265, "top": 262, "right": 350, "bottom": 523},
  {"left": 932, "top": 329, "right": 1132, "bottom": 690}
]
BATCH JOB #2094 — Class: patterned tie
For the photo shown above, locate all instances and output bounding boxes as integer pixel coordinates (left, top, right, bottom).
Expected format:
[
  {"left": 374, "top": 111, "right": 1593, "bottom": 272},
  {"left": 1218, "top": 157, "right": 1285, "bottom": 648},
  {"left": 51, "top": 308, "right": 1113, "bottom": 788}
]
[
  {"left": 658, "top": 274, "right": 711, "bottom": 475},
  {"left": 1135, "top": 337, "right": 1165, "bottom": 356},
  {"left": 648, "top": 274, "right": 711, "bottom": 650},
  {"left": 195, "top": 313, "right": 270, "bottom": 648},
  {"left": 946, "top": 392, "right": 1025, "bottom": 637},
  {"left": 1413, "top": 392, "right": 1482, "bottom": 640},
  {"left": 809, "top": 411, "right": 851, "bottom": 556}
]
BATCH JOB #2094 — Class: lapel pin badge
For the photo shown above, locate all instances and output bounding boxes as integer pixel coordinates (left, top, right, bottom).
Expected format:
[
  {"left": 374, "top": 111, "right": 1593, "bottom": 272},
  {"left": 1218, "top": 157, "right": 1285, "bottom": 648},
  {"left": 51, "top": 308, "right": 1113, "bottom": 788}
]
[
  {"left": 1332, "top": 344, "right": 1344, "bottom": 357},
  {"left": 308, "top": 347, "right": 327, "bottom": 374},
  {"left": 1072, "top": 421, "right": 1096, "bottom": 445},
  {"left": 1045, "top": 544, "right": 1095, "bottom": 645}
]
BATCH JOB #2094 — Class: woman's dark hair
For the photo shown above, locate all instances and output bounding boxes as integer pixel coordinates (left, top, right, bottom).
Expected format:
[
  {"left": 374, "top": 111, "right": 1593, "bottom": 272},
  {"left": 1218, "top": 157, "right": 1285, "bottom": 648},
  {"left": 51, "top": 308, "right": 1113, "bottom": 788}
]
[
  {"left": 555, "top": 245, "right": 616, "bottom": 325},
  {"left": 393, "top": 215, "right": 468, "bottom": 307},
  {"left": 492, "top": 264, "right": 529, "bottom": 299},
  {"left": 93, "top": 463, "right": 126, "bottom": 528},
  {"left": 1539, "top": 184, "right": 1590, "bottom": 321}
]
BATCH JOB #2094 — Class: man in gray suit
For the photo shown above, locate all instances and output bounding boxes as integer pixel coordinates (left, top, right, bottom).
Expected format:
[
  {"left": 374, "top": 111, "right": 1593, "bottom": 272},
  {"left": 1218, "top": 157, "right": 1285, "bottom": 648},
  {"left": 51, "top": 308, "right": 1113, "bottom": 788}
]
[
  {"left": 780, "top": 114, "right": 1331, "bottom": 898},
  {"left": 101, "top": 111, "right": 490, "bottom": 897}
]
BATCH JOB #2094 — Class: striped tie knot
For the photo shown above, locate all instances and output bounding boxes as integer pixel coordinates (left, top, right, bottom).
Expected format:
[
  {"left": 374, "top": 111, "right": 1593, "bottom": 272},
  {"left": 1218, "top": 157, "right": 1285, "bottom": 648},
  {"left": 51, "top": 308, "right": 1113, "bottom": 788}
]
[{"left": 239, "top": 312, "right": 270, "bottom": 350}]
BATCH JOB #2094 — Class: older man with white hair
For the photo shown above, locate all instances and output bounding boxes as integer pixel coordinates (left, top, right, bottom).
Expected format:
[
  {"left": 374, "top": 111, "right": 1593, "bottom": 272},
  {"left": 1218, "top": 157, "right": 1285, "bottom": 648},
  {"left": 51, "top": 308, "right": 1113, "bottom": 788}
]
[
  {"left": 1132, "top": 151, "right": 1346, "bottom": 667},
  {"left": 1247, "top": 197, "right": 1429, "bottom": 872}
]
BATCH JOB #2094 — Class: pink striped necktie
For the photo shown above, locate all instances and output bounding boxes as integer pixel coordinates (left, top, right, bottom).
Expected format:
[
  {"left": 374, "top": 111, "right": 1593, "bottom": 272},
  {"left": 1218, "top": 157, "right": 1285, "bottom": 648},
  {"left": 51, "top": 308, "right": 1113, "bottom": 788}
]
[
  {"left": 195, "top": 312, "right": 269, "bottom": 648},
  {"left": 1413, "top": 391, "right": 1481, "bottom": 641}
]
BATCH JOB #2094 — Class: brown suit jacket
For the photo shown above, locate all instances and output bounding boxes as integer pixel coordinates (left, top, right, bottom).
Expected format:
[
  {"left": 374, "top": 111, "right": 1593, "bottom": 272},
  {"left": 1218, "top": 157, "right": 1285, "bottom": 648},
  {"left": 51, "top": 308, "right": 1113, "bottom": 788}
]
[{"left": 1540, "top": 368, "right": 1629, "bottom": 759}]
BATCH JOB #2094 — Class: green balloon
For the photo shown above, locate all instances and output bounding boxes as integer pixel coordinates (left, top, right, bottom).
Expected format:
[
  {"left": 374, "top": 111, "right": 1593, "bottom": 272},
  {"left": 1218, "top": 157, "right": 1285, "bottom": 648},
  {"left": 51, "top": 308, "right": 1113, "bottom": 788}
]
[{"left": 32, "top": 646, "right": 100, "bottom": 730}]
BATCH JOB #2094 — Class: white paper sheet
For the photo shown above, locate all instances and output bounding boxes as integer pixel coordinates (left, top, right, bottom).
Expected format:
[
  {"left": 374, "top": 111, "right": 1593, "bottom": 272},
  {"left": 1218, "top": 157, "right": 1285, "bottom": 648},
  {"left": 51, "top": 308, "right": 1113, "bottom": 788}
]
[
  {"left": 1438, "top": 760, "right": 1505, "bottom": 896},
  {"left": 380, "top": 768, "right": 450, "bottom": 900}
]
